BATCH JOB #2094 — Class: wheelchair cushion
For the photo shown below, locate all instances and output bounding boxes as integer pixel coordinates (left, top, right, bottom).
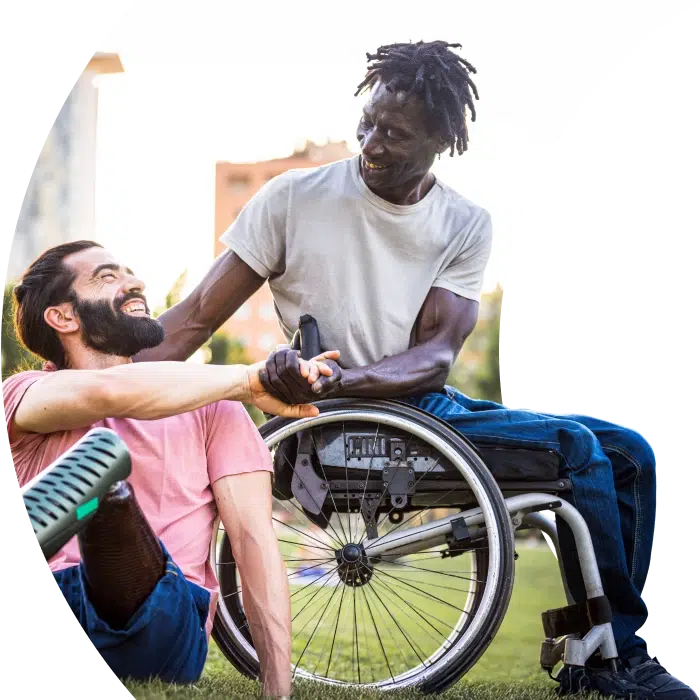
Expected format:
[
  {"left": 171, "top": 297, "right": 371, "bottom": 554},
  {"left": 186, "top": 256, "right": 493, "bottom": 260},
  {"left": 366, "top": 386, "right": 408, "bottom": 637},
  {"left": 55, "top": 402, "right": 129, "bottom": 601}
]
[{"left": 472, "top": 444, "right": 561, "bottom": 481}]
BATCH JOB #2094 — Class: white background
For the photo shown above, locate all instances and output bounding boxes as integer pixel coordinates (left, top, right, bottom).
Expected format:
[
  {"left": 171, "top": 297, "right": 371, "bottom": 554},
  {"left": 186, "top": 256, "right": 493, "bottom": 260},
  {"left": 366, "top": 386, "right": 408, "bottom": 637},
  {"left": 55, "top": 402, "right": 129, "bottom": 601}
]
[{"left": 0, "top": 0, "right": 697, "bottom": 696}]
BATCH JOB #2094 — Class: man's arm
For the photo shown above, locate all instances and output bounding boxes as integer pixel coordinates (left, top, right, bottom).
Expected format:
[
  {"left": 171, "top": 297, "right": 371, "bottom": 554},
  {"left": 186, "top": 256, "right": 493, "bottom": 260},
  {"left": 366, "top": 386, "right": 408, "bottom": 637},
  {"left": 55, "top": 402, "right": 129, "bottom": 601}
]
[
  {"left": 11, "top": 355, "right": 336, "bottom": 439},
  {"left": 260, "top": 287, "right": 479, "bottom": 402},
  {"left": 134, "top": 250, "right": 265, "bottom": 363},
  {"left": 212, "top": 471, "right": 291, "bottom": 698}
]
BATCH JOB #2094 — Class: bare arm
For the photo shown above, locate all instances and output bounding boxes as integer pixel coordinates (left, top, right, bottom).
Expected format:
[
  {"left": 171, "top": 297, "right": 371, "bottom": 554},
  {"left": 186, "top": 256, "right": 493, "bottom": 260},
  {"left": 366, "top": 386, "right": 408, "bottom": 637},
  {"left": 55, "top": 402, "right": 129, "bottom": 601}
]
[
  {"left": 260, "top": 287, "right": 479, "bottom": 402},
  {"left": 134, "top": 250, "right": 265, "bottom": 363},
  {"left": 213, "top": 471, "right": 291, "bottom": 698},
  {"left": 11, "top": 356, "right": 336, "bottom": 438}
]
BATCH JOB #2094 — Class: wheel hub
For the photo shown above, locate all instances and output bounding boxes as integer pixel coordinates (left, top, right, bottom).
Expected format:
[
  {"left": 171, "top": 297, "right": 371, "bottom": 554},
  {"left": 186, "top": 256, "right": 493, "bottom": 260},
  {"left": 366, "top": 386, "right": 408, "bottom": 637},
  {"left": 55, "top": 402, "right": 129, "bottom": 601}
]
[{"left": 336, "top": 543, "right": 372, "bottom": 586}]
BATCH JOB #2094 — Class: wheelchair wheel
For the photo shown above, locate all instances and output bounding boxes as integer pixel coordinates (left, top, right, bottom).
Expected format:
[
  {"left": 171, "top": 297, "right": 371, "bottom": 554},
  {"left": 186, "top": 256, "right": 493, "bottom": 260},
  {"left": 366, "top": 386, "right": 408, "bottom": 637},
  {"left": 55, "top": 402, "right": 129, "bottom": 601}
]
[{"left": 211, "top": 399, "right": 515, "bottom": 694}]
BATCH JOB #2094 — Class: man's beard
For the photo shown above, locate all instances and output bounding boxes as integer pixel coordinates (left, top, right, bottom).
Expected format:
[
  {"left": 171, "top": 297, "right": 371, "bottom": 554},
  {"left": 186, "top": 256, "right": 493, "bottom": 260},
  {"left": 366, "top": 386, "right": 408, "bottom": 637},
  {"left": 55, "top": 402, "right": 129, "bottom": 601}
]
[{"left": 74, "top": 294, "right": 165, "bottom": 358}]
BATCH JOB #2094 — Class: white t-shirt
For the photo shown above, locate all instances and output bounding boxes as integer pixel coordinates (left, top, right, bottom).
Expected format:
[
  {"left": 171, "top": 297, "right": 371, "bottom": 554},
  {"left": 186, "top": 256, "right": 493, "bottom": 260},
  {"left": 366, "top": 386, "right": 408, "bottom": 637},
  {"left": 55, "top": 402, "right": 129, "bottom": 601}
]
[{"left": 220, "top": 155, "right": 492, "bottom": 368}]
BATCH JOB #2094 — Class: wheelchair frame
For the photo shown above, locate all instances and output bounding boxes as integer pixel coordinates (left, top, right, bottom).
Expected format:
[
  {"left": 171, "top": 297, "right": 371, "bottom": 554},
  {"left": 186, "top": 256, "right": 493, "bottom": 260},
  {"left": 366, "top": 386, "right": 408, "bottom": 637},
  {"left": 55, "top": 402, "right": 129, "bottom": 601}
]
[{"left": 211, "top": 400, "right": 619, "bottom": 691}]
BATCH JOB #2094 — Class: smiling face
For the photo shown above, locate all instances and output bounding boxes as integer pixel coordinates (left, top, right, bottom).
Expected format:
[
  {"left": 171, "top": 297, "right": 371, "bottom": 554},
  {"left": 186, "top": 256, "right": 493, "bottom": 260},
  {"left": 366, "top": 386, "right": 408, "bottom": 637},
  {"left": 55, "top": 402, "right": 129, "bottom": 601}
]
[
  {"left": 356, "top": 81, "right": 446, "bottom": 202},
  {"left": 62, "top": 246, "right": 165, "bottom": 358}
]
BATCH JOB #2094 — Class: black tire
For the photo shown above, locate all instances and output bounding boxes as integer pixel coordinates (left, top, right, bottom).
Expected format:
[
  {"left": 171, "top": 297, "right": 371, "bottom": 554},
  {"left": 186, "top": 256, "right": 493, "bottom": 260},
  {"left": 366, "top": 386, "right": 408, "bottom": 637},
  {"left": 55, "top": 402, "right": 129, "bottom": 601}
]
[{"left": 212, "top": 399, "right": 515, "bottom": 694}]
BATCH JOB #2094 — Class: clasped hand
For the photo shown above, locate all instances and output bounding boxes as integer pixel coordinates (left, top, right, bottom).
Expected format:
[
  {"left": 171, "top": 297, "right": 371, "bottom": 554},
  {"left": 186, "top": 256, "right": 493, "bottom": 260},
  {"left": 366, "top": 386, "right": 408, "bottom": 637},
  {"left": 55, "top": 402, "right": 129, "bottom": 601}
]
[{"left": 259, "top": 348, "right": 342, "bottom": 406}]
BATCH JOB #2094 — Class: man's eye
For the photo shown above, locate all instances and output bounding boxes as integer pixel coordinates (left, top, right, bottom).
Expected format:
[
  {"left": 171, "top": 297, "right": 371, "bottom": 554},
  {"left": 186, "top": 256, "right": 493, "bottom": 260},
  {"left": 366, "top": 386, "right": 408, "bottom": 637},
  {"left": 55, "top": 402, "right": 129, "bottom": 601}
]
[
  {"left": 360, "top": 117, "right": 372, "bottom": 129},
  {"left": 101, "top": 273, "right": 116, "bottom": 281},
  {"left": 387, "top": 130, "right": 406, "bottom": 141}
]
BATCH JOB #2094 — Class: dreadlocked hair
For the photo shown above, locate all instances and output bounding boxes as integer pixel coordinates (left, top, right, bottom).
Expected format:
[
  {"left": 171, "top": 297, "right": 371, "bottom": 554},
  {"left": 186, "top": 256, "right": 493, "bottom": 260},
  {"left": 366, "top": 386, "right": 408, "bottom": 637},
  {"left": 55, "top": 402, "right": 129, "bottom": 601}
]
[{"left": 354, "top": 40, "right": 478, "bottom": 156}]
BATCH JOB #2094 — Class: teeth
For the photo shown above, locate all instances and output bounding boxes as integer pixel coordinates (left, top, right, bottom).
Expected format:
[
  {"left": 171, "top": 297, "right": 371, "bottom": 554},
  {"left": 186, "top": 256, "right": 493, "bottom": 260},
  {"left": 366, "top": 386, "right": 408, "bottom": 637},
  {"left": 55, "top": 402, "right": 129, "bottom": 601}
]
[
  {"left": 123, "top": 301, "right": 145, "bottom": 313},
  {"left": 364, "top": 160, "right": 387, "bottom": 170}
]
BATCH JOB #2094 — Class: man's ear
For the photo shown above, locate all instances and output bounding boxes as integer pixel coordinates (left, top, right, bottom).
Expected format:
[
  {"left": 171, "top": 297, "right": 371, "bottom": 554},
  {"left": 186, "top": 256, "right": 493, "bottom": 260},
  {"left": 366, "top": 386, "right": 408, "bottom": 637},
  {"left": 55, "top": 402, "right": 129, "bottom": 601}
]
[
  {"left": 44, "top": 303, "right": 80, "bottom": 335},
  {"left": 435, "top": 137, "right": 451, "bottom": 156}
]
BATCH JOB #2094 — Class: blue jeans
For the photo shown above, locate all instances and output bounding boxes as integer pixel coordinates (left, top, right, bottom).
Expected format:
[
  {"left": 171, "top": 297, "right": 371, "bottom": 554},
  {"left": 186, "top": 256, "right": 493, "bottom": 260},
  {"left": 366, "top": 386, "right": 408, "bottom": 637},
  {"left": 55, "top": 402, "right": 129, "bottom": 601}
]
[
  {"left": 54, "top": 543, "right": 210, "bottom": 683},
  {"left": 402, "top": 386, "right": 655, "bottom": 660}
]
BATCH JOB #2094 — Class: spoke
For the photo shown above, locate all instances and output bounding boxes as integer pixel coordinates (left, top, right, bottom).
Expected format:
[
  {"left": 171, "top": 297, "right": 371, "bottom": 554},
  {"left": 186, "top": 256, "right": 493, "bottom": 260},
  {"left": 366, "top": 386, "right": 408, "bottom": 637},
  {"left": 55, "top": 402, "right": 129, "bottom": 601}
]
[
  {"left": 370, "top": 573, "right": 452, "bottom": 649},
  {"left": 293, "top": 579, "right": 343, "bottom": 676},
  {"left": 371, "top": 573, "right": 459, "bottom": 633},
  {"left": 277, "top": 538, "right": 334, "bottom": 555},
  {"left": 290, "top": 565, "right": 340, "bottom": 601},
  {"left": 365, "top": 581, "right": 414, "bottom": 672},
  {"left": 291, "top": 569, "right": 340, "bottom": 623},
  {"left": 341, "top": 422, "right": 353, "bottom": 542},
  {"left": 357, "top": 425, "right": 381, "bottom": 540},
  {"left": 383, "top": 558, "right": 485, "bottom": 584},
  {"left": 273, "top": 486, "right": 339, "bottom": 543},
  {"left": 372, "top": 566, "right": 470, "bottom": 615},
  {"left": 222, "top": 558, "right": 336, "bottom": 600},
  {"left": 378, "top": 572, "right": 475, "bottom": 595},
  {"left": 322, "top": 583, "right": 347, "bottom": 678},
  {"left": 357, "top": 578, "right": 374, "bottom": 683},
  {"left": 309, "top": 430, "right": 349, "bottom": 544},
  {"left": 353, "top": 585, "right": 361, "bottom": 685},
  {"left": 273, "top": 517, "right": 339, "bottom": 551},
  {"left": 361, "top": 564, "right": 430, "bottom": 668},
  {"left": 359, "top": 581, "right": 395, "bottom": 683},
  {"left": 280, "top": 448, "right": 346, "bottom": 547}
]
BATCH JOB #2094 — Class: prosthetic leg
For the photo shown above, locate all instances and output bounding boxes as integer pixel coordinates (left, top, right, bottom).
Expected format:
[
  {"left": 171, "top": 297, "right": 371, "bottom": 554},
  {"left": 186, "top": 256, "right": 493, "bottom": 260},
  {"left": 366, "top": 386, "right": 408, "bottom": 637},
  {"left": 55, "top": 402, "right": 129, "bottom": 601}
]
[
  {"left": 22, "top": 427, "right": 166, "bottom": 631},
  {"left": 78, "top": 479, "right": 165, "bottom": 629}
]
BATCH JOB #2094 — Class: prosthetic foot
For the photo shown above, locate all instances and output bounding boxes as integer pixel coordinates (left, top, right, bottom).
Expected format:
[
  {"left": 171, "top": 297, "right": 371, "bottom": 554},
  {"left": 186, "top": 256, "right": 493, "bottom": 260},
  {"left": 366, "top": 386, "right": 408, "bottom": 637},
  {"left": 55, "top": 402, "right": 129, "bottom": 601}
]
[
  {"left": 78, "top": 480, "right": 165, "bottom": 629},
  {"left": 22, "top": 427, "right": 132, "bottom": 560}
]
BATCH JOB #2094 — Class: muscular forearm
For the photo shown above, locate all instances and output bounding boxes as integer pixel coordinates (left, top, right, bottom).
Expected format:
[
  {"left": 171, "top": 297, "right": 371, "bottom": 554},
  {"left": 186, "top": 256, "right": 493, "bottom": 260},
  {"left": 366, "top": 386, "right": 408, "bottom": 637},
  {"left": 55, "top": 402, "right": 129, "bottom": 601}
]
[
  {"left": 101, "top": 362, "right": 252, "bottom": 419},
  {"left": 239, "top": 533, "right": 292, "bottom": 697},
  {"left": 133, "top": 297, "right": 217, "bottom": 363},
  {"left": 333, "top": 343, "right": 453, "bottom": 399},
  {"left": 134, "top": 251, "right": 264, "bottom": 363}
]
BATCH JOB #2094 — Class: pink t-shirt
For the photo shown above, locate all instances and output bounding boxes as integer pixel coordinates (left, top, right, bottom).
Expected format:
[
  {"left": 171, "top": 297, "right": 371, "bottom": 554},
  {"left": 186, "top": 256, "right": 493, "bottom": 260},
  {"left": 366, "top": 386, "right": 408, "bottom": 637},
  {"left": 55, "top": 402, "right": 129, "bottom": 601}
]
[{"left": 3, "top": 369, "right": 273, "bottom": 634}]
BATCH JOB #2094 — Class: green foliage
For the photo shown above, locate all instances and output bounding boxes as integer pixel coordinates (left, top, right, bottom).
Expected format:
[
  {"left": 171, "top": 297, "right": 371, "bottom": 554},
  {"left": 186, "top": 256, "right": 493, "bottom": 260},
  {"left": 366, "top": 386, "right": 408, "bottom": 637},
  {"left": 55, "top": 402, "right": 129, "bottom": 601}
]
[
  {"left": 447, "top": 285, "right": 503, "bottom": 404},
  {"left": 153, "top": 270, "right": 188, "bottom": 318},
  {"left": 1, "top": 284, "right": 43, "bottom": 381},
  {"left": 204, "top": 330, "right": 265, "bottom": 427}
]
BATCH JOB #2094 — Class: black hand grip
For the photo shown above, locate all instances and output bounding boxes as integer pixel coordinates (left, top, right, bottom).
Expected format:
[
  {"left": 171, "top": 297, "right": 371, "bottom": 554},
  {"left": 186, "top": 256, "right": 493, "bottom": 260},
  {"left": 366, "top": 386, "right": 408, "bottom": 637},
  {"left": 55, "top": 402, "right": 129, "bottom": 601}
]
[
  {"left": 298, "top": 314, "right": 322, "bottom": 360},
  {"left": 21, "top": 427, "right": 132, "bottom": 560}
]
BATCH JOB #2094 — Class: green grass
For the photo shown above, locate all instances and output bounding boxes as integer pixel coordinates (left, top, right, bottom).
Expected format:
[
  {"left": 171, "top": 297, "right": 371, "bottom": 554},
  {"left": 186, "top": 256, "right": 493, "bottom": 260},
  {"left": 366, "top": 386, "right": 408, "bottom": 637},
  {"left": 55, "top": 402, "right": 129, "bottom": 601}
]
[{"left": 124, "top": 544, "right": 607, "bottom": 699}]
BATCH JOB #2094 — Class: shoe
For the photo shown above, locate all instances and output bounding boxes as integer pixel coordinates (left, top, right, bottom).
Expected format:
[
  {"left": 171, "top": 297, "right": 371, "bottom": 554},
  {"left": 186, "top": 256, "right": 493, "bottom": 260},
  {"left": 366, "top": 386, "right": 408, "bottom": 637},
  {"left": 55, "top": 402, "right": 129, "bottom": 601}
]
[
  {"left": 556, "top": 659, "right": 698, "bottom": 699},
  {"left": 624, "top": 657, "right": 698, "bottom": 699},
  {"left": 556, "top": 663, "right": 647, "bottom": 697}
]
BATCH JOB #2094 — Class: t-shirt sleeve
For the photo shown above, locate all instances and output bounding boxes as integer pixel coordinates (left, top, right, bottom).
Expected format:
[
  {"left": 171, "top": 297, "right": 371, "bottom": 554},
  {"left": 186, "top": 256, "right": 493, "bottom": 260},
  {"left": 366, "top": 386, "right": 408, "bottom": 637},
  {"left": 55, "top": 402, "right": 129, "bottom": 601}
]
[
  {"left": 204, "top": 400, "right": 273, "bottom": 485},
  {"left": 219, "top": 171, "right": 293, "bottom": 279},
  {"left": 2, "top": 371, "right": 46, "bottom": 447},
  {"left": 433, "top": 208, "right": 493, "bottom": 301}
]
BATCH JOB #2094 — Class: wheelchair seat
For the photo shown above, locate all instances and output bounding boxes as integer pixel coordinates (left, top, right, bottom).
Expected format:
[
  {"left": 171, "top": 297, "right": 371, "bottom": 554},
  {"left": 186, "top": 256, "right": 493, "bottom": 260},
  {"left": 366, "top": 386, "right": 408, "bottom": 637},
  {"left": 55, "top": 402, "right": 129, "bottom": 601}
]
[{"left": 473, "top": 443, "right": 561, "bottom": 482}]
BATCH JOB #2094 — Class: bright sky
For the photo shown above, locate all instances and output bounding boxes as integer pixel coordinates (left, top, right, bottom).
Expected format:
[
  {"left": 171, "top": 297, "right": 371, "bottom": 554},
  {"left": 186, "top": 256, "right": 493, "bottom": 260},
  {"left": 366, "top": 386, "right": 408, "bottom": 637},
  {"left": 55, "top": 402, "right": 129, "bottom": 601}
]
[{"left": 93, "top": 1, "right": 676, "bottom": 307}]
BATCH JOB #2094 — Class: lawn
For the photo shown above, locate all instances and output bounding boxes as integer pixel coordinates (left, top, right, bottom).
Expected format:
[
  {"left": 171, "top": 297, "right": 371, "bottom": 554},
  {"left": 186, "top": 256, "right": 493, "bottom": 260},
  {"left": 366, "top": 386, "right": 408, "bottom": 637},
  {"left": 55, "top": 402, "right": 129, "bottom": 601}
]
[{"left": 125, "top": 544, "right": 606, "bottom": 699}]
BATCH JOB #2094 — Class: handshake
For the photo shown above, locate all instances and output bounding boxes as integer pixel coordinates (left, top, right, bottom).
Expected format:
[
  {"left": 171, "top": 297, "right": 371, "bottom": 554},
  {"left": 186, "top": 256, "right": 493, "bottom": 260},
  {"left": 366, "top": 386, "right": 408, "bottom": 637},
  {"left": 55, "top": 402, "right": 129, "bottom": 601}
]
[{"left": 244, "top": 347, "right": 342, "bottom": 419}]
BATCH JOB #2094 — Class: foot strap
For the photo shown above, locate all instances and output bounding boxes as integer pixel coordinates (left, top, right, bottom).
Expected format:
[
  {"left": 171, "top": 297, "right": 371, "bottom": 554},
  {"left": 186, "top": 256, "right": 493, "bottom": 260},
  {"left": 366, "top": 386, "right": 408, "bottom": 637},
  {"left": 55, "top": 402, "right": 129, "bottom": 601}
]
[{"left": 542, "top": 596, "right": 613, "bottom": 638}]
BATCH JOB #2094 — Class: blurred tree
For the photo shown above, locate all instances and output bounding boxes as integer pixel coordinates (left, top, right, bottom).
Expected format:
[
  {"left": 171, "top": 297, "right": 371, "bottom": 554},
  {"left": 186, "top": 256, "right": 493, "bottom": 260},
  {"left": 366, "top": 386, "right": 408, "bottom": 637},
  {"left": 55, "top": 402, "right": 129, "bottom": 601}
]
[
  {"left": 446, "top": 285, "right": 503, "bottom": 403},
  {"left": 153, "top": 270, "right": 188, "bottom": 318},
  {"left": 204, "top": 330, "right": 265, "bottom": 426},
  {"left": 2, "top": 284, "right": 43, "bottom": 381}
]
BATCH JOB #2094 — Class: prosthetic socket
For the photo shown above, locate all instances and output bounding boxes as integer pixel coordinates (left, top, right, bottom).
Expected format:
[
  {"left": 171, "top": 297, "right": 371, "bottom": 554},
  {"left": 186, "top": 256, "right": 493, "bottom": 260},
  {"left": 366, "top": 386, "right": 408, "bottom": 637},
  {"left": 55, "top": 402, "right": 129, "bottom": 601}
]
[{"left": 78, "top": 480, "right": 165, "bottom": 629}]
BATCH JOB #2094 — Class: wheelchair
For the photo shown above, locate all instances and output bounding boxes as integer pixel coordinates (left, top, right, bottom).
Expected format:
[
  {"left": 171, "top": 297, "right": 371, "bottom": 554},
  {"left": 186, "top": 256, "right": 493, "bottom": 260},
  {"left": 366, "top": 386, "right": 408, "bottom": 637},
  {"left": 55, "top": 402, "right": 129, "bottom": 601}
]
[{"left": 210, "top": 317, "right": 618, "bottom": 694}]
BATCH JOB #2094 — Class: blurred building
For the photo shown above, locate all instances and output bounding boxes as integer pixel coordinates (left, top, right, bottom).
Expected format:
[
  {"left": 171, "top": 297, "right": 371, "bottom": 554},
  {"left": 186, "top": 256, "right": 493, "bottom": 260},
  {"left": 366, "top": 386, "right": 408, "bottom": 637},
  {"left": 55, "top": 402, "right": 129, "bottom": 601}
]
[
  {"left": 214, "top": 140, "right": 353, "bottom": 361},
  {"left": 7, "top": 53, "right": 123, "bottom": 282}
]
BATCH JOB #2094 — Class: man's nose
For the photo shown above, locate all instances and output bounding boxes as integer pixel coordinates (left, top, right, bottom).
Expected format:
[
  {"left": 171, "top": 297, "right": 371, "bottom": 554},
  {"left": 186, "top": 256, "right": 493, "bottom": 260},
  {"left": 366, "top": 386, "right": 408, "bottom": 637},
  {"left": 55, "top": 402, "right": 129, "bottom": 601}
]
[
  {"left": 122, "top": 274, "right": 145, "bottom": 295},
  {"left": 361, "top": 128, "right": 386, "bottom": 159}
]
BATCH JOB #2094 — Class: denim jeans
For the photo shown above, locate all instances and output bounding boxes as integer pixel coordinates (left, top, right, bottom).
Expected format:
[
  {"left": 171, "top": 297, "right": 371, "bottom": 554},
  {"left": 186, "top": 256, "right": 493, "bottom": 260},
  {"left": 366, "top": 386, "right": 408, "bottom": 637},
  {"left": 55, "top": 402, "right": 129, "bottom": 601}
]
[{"left": 401, "top": 386, "right": 656, "bottom": 660}]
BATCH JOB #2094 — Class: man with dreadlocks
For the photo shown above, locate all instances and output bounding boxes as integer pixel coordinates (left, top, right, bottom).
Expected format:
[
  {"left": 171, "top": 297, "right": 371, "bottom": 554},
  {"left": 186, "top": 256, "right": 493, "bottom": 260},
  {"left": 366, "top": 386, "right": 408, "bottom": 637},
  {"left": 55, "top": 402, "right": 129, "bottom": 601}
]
[{"left": 139, "top": 41, "right": 695, "bottom": 699}]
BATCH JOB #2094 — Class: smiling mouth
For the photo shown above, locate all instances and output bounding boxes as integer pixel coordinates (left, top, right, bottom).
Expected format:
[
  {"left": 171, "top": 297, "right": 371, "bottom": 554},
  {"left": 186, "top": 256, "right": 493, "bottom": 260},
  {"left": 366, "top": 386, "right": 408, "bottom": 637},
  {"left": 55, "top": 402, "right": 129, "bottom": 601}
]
[
  {"left": 363, "top": 158, "right": 390, "bottom": 171},
  {"left": 120, "top": 300, "right": 148, "bottom": 315}
]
